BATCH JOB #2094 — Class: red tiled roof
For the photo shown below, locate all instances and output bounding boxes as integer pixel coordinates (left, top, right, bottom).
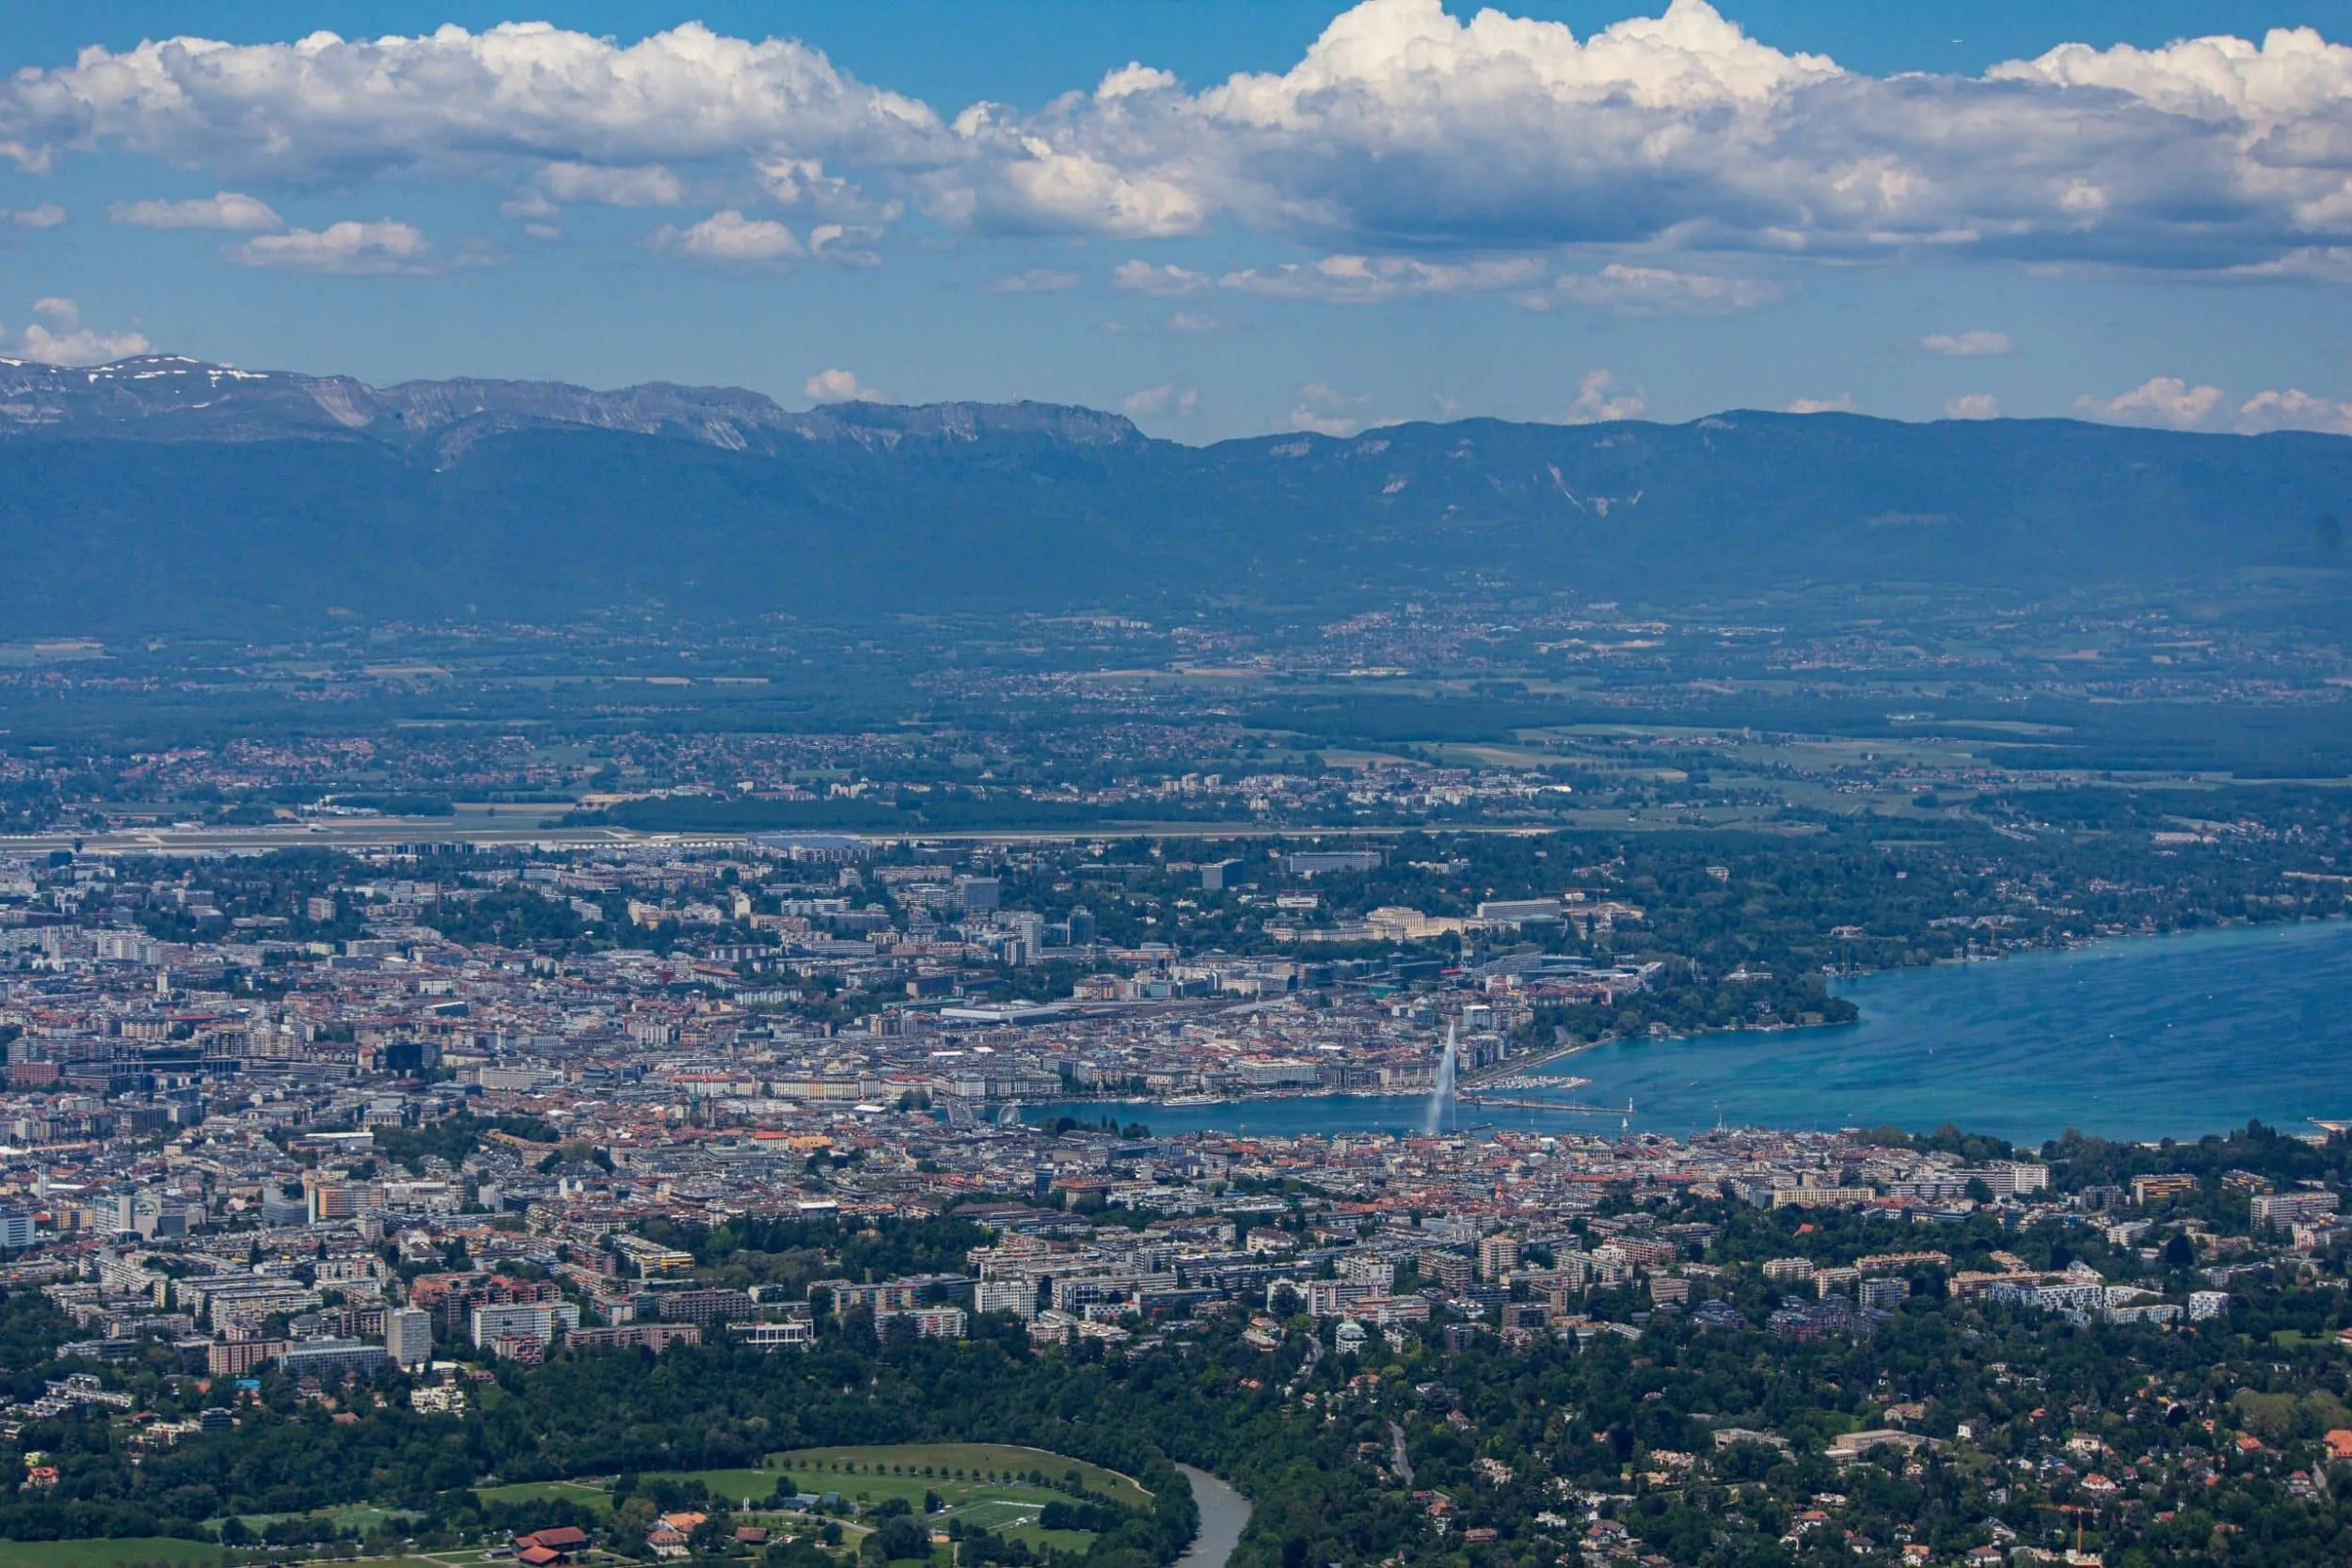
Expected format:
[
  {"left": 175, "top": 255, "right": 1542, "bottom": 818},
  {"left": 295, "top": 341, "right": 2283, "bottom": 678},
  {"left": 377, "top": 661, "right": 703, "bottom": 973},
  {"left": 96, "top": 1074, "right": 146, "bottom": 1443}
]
[{"left": 519, "top": 1526, "right": 590, "bottom": 1550}]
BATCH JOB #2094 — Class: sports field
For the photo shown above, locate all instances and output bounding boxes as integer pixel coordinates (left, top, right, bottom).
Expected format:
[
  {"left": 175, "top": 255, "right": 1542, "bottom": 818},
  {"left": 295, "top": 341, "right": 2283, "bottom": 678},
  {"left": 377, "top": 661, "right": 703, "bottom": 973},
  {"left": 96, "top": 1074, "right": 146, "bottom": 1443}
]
[{"left": 472, "top": 1442, "right": 1136, "bottom": 1554}]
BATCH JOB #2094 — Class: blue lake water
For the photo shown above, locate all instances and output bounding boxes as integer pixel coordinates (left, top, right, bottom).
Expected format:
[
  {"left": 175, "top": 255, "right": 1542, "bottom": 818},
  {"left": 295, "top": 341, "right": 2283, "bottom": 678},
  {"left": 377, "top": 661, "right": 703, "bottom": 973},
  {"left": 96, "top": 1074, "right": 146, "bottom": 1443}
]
[{"left": 1026, "top": 919, "right": 2352, "bottom": 1147}]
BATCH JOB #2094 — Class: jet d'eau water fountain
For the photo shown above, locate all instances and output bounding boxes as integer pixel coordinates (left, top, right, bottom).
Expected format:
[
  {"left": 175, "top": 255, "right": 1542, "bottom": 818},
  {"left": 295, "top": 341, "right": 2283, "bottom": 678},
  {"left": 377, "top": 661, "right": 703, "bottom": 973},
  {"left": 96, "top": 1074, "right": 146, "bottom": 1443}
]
[{"left": 1423, "top": 1024, "right": 1459, "bottom": 1136}]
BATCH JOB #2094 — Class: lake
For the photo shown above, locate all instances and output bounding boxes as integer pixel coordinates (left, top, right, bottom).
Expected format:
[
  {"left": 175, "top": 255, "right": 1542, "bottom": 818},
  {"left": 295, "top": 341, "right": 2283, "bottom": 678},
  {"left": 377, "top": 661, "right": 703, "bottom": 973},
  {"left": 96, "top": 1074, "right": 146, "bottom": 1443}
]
[{"left": 1025, "top": 918, "right": 2352, "bottom": 1147}]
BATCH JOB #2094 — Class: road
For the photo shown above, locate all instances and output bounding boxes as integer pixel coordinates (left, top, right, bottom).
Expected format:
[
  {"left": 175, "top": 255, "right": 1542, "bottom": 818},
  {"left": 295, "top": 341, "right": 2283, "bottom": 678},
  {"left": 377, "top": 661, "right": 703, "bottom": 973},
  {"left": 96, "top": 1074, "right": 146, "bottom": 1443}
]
[{"left": 1387, "top": 1422, "right": 1415, "bottom": 1486}]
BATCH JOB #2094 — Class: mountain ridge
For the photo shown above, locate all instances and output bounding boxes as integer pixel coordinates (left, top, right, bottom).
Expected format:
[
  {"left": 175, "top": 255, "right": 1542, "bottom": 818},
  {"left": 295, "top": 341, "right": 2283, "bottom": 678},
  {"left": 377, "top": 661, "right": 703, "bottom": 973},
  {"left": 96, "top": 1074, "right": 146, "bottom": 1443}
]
[
  {"left": 0, "top": 355, "right": 2344, "bottom": 633},
  {"left": 0, "top": 354, "right": 1141, "bottom": 459},
  {"left": 5, "top": 350, "right": 2342, "bottom": 464}
]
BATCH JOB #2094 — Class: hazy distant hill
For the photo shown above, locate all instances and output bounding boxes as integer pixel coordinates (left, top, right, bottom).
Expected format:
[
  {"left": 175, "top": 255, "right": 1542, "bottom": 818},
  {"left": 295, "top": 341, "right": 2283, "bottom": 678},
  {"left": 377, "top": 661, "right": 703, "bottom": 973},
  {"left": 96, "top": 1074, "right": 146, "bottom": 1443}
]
[
  {"left": 0, "top": 355, "right": 2344, "bottom": 631},
  {"left": 0, "top": 354, "right": 1136, "bottom": 455}
]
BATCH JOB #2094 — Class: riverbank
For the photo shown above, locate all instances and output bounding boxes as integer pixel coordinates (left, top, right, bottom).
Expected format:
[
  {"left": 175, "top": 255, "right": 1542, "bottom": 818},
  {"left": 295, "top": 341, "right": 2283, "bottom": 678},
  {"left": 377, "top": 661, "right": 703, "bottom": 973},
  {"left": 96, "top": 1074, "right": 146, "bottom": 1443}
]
[{"left": 1172, "top": 1468, "right": 1249, "bottom": 1568}]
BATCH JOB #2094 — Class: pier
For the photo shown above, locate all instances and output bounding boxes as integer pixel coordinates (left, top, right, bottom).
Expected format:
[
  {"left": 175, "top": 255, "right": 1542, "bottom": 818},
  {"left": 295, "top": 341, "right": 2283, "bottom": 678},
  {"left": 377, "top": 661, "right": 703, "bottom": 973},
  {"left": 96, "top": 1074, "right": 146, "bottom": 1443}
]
[
  {"left": 1459, "top": 1037, "right": 1598, "bottom": 1089},
  {"left": 1454, "top": 1093, "right": 1616, "bottom": 1114}
]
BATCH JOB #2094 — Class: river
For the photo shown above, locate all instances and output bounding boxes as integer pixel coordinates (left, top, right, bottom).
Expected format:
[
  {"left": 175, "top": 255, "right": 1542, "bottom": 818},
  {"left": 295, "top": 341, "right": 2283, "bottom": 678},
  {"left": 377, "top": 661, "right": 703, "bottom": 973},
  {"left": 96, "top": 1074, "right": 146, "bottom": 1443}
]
[
  {"left": 1025, "top": 918, "right": 2352, "bottom": 1146},
  {"left": 1173, "top": 1465, "right": 1249, "bottom": 1568}
]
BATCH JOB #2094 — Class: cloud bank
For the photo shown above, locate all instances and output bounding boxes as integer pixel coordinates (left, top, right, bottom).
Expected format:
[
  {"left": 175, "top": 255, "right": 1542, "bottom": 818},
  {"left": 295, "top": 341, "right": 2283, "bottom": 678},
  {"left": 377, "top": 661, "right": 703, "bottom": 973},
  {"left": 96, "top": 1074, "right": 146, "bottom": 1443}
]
[
  {"left": 1922, "top": 330, "right": 2014, "bottom": 357},
  {"left": 227, "top": 218, "right": 431, "bottom": 274},
  {"left": 2077, "top": 376, "right": 2352, "bottom": 435},
  {"left": 1, "top": 297, "right": 150, "bottom": 365},
  {"left": 0, "top": 23, "right": 938, "bottom": 184},
  {"left": 109, "top": 191, "right": 282, "bottom": 230},
  {"left": 3, "top": 0, "right": 2351, "bottom": 280}
]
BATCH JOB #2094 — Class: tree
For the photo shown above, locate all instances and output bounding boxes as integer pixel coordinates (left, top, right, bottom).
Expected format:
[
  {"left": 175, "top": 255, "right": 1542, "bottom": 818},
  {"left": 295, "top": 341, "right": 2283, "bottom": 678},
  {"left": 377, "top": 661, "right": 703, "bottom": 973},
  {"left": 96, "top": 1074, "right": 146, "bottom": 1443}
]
[
  {"left": 689, "top": 1511, "right": 737, "bottom": 1554},
  {"left": 610, "top": 1496, "right": 658, "bottom": 1556},
  {"left": 861, "top": 1514, "right": 930, "bottom": 1564}
]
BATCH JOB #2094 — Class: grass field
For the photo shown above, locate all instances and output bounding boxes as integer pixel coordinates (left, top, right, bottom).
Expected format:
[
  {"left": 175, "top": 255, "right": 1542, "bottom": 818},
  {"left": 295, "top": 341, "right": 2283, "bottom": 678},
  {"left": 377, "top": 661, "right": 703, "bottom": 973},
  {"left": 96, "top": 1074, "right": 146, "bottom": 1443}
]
[
  {"left": 472, "top": 1442, "right": 1138, "bottom": 1556},
  {"left": 0, "top": 1541, "right": 232, "bottom": 1568},
  {"left": 475, "top": 1467, "right": 785, "bottom": 1516},
  {"left": 648, "top": 1472, "right": 787, "bottom": 1511},
  {"left": 469, "top": 1479, "right": 618, "bottom": 1513},
  {"left": 941, "top": 1501, "right": 1092, "bottom": 1555}
]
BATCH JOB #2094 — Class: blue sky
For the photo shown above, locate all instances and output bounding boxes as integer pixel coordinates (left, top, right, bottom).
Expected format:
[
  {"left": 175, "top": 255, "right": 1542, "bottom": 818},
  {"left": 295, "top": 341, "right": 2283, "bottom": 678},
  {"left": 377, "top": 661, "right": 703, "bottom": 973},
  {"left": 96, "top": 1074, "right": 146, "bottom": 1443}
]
[{"left": 1, "top": 0, "right": 2349, "bottom": 439}]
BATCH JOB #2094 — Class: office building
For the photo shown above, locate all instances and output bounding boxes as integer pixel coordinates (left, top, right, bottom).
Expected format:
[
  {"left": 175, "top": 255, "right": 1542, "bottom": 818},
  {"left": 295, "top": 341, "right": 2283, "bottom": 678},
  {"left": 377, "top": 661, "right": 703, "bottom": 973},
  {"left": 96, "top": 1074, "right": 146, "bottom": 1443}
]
[{"left": 386, "top": 1307, "right": 432, "bottom": 1369}]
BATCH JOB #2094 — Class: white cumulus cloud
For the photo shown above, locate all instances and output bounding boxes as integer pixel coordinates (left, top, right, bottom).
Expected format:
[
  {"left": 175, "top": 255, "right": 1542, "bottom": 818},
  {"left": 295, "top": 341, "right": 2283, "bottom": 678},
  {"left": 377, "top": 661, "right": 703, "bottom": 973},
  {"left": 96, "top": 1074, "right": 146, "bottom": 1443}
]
[
  {"left": 1117, "top": 250, "right": 1545, "bottom": 305},
  {"left": 657, "top": 209, "right": 803, "bottom": 261},
  {"left": 4, "top": 297, "right": 150, "bottom": 365},
  {"left": 1, "top": 201, "right": 67, "bottom": 229},
  {"left": 1547, "top": 263, "right": 1780, "bottom": 315},
  {"left": 109, "top": 191, "right": 282, "bottom": 230},
  {"left": 1218, "top": 252, "right": 1544, "bottom": 302},
  {"left": 928, "top": 0, "right": 2352, "bottom": 270},
  {"left": 804, "top": 367, "right": 883, "bottom": 403},
  {"left": 227, "top": 218, "right": 431, "bottom": 274},
  {"left": 1122, "top": 384, "right": 1200, "bottom": 418},
  {"left": 8, "top": 3, "right": 2352, "bottom": 279},
  {"left": 1944, "top": 393, "right": 2002, "bottom": 420},
  {"left": 1113, "top": 260, "right": 1214, "bottom": 295},
  {"left": 540, "top": 162, "right": 685, "bottom": 207},
  {"left": 1921, "top": 330, "right": 2013, "bottom": 356},
  {"left": 1787, "top": 394, "right": 1857, "bottom": 414},
  {"left": 2074, "top": 376, "right": 2226, "bottom": 430},
  {"left": 990, "top": 267, "right": 1082, "bottom": 293},
  {"left": 1283, "top": 382, "right": 1379, "bottom": 436},
  {"left": 1557, "top": 370, "right": 1647, "bottom": 423},
  {"left": 2233, "top": 388, "right": 2352, "bottom": 436},
  {"left": 2077, "top": 378, "right": 2352, "bottom": 434},
  {"left": 0, "top": 23, "right": 939, "bottom": 182}
]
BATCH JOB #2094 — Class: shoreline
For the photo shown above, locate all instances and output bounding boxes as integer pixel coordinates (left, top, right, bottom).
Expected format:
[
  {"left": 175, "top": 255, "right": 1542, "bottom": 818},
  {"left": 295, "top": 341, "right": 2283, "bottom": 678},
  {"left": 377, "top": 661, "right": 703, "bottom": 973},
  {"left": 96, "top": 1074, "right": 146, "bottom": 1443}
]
[
  {"left": 1034, "top": 911, "right": 2351, "bottom": 1120},
  {"left": 1020, "top": 914, "right": 2352, "bottom": 1143}
]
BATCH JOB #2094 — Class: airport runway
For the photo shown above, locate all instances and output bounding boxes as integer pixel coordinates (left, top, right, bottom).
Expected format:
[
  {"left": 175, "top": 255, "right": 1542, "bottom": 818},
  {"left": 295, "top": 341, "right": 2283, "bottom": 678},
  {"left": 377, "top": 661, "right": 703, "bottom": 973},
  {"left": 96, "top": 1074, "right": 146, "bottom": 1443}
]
[{"left": 0, "top": 816, "right": 1566, "bottom": 857}]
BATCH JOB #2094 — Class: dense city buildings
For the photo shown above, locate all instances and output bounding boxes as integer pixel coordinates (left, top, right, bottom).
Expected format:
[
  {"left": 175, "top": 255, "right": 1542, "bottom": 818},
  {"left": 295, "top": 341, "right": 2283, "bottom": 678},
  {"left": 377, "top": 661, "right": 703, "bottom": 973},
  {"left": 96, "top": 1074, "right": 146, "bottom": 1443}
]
[
  {"left": 0, "top": 816, "right": 2342, "bottom": 1563},
  {"left": 0, "top": 0, "right": 2347, "bottom": 1550}
]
